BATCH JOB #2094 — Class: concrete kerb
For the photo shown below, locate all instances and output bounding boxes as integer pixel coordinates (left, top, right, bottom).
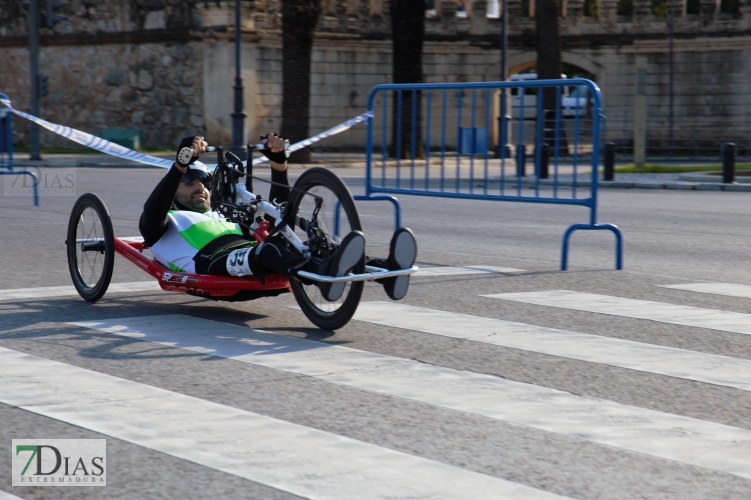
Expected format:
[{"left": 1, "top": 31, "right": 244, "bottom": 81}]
[
  {"left": 542, "top": 178, "right": 751, "bottom": 191},
  {"left": 9, "top": 155, "right": 751, "bottom": 191}
]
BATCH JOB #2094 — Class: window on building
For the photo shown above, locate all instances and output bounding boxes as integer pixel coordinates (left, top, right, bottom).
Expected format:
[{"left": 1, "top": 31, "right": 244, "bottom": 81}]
[
  {"left": 617, "top": 0, "right": 633, "bottom": 15},
  {"left": 686, "top": 0, "right": 700, "bottom": 13},
  {"left": 720, "top": 0, "right": 740, "bottom": 14},
  {"left": 520, "top": 0, "right": 532, "bottom": 16}
]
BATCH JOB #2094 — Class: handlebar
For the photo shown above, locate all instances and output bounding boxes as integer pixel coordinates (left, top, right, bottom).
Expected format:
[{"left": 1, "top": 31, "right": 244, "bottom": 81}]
[{"left": 205, "top": 138, "right": 290, "bottom": 158}]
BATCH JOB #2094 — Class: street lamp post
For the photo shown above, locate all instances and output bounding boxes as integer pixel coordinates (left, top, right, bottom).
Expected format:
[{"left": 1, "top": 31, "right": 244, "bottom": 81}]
[
  {"left": 29, "top": 0, "right": 41, "bottom": 160},
  {"left": 668, "top": 0, "right": 674, "bottom": 157},
  {"left": 230, "top": 0, "right": 247, "bottom": 161}
]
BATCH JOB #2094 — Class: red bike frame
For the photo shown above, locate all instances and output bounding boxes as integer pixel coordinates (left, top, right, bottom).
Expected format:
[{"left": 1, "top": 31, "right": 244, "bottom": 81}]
[{"left": 114, "top": 232, "right": 290, "bottom": 299}]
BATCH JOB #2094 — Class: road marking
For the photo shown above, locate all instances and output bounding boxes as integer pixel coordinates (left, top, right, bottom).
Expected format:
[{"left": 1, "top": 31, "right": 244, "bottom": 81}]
[
  {"left": 0, "top": 282, "right": 161, "bottom": 301},
  {"left": 72, "top": 314, "right": 751, "bottom": 480},
  {"left": 659, "top": 282, "right": 751, "bottom": 299},
  {"left": 0, "top": 346, "right": 563, "bottom": 500},
  {"left": 484, "top": 290, "right": 751, "bottom": 336},
  {"left": 353, "top": 302, "right": 751, "bottom": 391},
  {"left": 415, "top": 266, "right": 525, "bottom": 277},
  {"left": 0, "top": 491, "right": 24, "bottom": 500}
]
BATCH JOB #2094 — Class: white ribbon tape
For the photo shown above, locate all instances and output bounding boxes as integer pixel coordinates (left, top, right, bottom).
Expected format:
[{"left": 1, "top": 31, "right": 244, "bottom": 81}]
[{"left": 0, "top": 97, "right": 371, "bottom": 168}]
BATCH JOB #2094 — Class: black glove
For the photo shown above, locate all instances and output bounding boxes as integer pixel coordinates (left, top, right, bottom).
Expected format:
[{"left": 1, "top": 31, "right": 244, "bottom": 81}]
[
  {"left": 176, "top": 136, "right": 198, "bottom": 167},
  {"left": 260, "top": 134, "right": 289, "bottom": 164}
]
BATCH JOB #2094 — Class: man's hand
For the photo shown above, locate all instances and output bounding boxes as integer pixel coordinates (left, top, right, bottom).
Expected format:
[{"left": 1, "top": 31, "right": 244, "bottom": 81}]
[
  {"left": 259, "top": 133, "right": 288, "bottom": 171},
  {"left": 175, "top": 136, "right": 208, "bottom": 170}
]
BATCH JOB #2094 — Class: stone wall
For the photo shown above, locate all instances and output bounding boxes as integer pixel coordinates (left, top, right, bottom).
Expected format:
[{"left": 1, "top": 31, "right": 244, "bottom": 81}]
[
  {"left": 0, "top": 40, "right": 205, "bottom": 150},
  {"left": 2, "top": 0, "right": 751, "bottom": 151}
]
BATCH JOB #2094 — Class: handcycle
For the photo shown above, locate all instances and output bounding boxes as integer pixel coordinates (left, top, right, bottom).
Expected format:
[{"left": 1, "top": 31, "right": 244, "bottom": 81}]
[{"left": 65, "top": 145, "right": 418, "bottom": 330}]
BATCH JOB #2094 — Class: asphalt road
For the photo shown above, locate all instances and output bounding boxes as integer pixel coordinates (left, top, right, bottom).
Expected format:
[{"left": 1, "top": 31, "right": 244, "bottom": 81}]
[{"left": 1, "top": 165, "right": 751, "bottom": 499}]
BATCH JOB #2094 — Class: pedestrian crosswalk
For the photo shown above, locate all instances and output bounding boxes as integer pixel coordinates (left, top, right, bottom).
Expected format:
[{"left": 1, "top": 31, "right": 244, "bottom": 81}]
[
  {"left": 353, "top": 302, "right": 751, "bottom": 391},
  {"left": 414, "top": 265, "right": 525, "bottom": 277},
  {"left": 0, "top": 347, "right": 560, "bottom": 500},
  {"left": 68, "top": 314, "right": 751, "bottom": 479},
  {"left": 0, "top": 282, "right": 161, "bottom": 301},
  {"left": 484, "top": 289, "right": 751, "bottom": 336},
  {"left": 658, "top": 282, "right": 751, "bottom": 299},
  {"left": 4, "top": 276, "right": 751, "bottom": 498}
]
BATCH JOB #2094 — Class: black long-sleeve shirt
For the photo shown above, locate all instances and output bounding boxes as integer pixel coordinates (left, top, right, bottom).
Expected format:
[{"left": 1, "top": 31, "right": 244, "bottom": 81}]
[{"left": 139, "top": 164, "right": 291, "bottom": 248}]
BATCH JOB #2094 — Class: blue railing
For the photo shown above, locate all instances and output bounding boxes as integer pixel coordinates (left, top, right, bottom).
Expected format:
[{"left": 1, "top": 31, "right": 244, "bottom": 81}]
[
  {"left": 0, "top": 93, "right": 39, "bottom": 206},
  {"left": 358, "top": 80, "right": 623, "bottom": 270}
]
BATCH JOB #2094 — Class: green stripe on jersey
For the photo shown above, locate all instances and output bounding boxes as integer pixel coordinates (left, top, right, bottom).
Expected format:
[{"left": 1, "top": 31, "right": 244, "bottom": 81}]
[{"left": 178, "top": 219, "right": 243, "bottom": 251}]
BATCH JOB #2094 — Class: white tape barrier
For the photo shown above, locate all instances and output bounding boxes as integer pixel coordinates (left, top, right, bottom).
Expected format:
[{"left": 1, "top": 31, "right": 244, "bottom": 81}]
[{"left": 0, "top": 97, "right": 371, "bottom": 168}]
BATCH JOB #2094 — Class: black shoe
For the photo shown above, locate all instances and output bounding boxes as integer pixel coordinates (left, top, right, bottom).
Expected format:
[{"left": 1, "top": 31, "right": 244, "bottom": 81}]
[
  {"left": 313, "top": 230, "right": 365, "bottom": 302},
  {"left": 379, "top": 227, "right": 417, "bottom": 300}
]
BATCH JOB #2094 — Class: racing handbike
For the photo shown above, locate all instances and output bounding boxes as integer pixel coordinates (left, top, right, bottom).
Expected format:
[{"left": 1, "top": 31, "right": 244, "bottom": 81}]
[{"left": 65, "top": 145, "right": 417, "bottom": 330}]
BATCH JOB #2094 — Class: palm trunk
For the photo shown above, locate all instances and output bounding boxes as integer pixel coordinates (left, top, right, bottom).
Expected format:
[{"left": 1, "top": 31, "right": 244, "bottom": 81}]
[
  {"left": 389, "top": 0, "right": 426, "bottom": 159},
  {"left": 281, "top": 0, "right": 322, "bottom": 164},
  {"left": 536, "top": 0, "right": 567, "bottom": 153}
]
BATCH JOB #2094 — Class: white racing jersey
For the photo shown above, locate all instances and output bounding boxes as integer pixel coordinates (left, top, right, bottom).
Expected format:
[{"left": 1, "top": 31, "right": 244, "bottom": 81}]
[{"left": 149, "top": 210, "right": 245, "bottom": 274}]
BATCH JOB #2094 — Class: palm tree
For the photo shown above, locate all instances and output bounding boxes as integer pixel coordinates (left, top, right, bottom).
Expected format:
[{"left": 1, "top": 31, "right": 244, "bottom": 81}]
[
  {"left": 389, "top": 0, "right": 427, "bottom": 159},
  {"left": 281, "top": 0, "right": 322, "bottom": 163},
  {"left": 535, "top": 0, "right": 564, "bottom": 152}
]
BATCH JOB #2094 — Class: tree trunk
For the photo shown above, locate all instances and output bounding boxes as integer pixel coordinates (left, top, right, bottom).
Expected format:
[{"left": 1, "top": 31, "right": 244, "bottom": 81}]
[
  {"left": 281, "top": 0, "right": 322, "bottom": 164},
  {"left": 536, "top": 0, "right": 561, "bottom": 111},
  {"left": 535, "top": 0, "right": 566, "bottom": 153},
  {"left": 389, "top": 0, "right": 426, "bottom": 159}
]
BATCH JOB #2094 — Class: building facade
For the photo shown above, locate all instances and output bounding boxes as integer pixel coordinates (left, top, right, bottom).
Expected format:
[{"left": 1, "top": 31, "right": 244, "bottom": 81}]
[{"left": 1, "top": 0, "right": 750, "bottom": 151}]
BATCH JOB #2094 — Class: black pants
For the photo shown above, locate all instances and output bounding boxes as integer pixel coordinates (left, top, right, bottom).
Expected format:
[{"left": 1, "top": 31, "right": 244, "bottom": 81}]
[{"left": 194, "top": 243, "right": 256, "bottom": 276}]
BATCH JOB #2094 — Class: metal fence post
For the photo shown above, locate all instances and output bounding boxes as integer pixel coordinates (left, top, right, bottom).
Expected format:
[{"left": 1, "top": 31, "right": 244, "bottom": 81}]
[
  {"left": 516, "top": 144, "right": 525, "bottom": 177},
  {"left": 539, "top": 143, "right": 549, "bottom": 179},
  {"left": 722, "top": 142, "right": 735, "bottom": 184},
  {"left": 603, "top": 141, "right": 615, "bottom": 181}
]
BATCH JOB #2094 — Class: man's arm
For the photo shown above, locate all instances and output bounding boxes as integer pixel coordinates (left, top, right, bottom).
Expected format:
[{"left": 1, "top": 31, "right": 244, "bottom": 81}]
[
  {"left": 139, "top": 136, "right": 207, "bottom": 246},
  {"left": 261, "top": 133, "right": 291, "bottom": 203},
  {"left": 139, "top": 164, "right": 184, "bottom": 246}
]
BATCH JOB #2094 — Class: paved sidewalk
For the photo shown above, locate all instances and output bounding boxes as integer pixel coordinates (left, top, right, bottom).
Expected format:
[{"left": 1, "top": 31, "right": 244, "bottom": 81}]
[{"left": 7, "top": 152, "right": 751, "bottom": 191}]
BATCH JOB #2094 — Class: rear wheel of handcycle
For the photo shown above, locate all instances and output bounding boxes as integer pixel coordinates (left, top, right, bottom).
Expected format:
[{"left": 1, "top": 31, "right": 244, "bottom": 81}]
[
  {"left": 66, "top": 193, "right": 115, "bottom": 302},
  {"left": 287, "top": 168, "right": 364, "bottom": 330}
]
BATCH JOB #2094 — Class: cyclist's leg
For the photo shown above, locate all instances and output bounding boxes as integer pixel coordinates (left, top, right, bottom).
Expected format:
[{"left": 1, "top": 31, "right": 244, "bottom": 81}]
[{"left": 258, "top": 230, "right": 365, "bottom": 301}]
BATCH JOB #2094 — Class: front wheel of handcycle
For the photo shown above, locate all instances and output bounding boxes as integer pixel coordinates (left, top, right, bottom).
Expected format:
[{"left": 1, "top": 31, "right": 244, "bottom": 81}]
[
  {"left": 287, "top": 168, "right": 364, "bottom": 330},
  {"left": 66, "top": 193, "right": 115, "bottom": 302}
]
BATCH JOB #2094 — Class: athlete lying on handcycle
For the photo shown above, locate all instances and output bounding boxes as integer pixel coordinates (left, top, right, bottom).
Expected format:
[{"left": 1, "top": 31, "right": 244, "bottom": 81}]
[{"left": 139, "top": 135, "right": 417, "bottom": 304}]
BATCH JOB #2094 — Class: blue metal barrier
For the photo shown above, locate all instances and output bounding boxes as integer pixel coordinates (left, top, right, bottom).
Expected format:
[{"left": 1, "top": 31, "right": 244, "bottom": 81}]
[
  {"left": 359, "top": 79, "right": 623, "bottom": 270},
  {"left": 0, "top": 93, "right": 39, "bottom": 206}
]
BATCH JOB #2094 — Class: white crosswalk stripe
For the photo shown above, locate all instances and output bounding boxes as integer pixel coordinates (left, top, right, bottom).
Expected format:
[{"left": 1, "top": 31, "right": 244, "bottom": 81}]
[
  {"left": 659, "top": 282, "right": 751, "bottom": 299},
  {"left": 353, "top": 302, "right": 751, "bottom": 391},
  {"left": 414, "top": 265, "right": 525, "bottom": 277},
  {"left": 0, "top": 282, "right": 161, "bottom": 301},
  {"left": 71, "top": 314, "right": 751, "bottom": 480},
  {"left": 0, "top": 490, "right": 25, "bottom": 500},
  {"left": 0, "top": 346, "right": 566, "bottom": 500},
  {"left": 484, "top": 290, "right": 751, "bottom": 336},
  {"left": 11, "top": 278, "right": 751, "bottom": 496}
]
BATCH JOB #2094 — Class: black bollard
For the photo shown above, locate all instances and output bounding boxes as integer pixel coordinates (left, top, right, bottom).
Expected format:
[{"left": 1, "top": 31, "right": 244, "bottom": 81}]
[
  {"left": 516, "top": 145, "right": 525, "bottom": 177},
  {"left": 603, "top": 142, "right": 616, "bottom": 181},
  {"left": 539, "top": 143, "right": 549, "bottom": 179},
  {"left": 722, "top": 142, "right": 736, "bottom": 184}
]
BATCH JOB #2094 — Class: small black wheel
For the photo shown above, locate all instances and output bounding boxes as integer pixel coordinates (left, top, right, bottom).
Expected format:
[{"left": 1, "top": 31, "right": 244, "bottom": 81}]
[
  {"left": 66, "top": 193, "right": 115, "bottom": 302},
  {"left": 287, "top": 168, "right": 363, "bottom": 330}
]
